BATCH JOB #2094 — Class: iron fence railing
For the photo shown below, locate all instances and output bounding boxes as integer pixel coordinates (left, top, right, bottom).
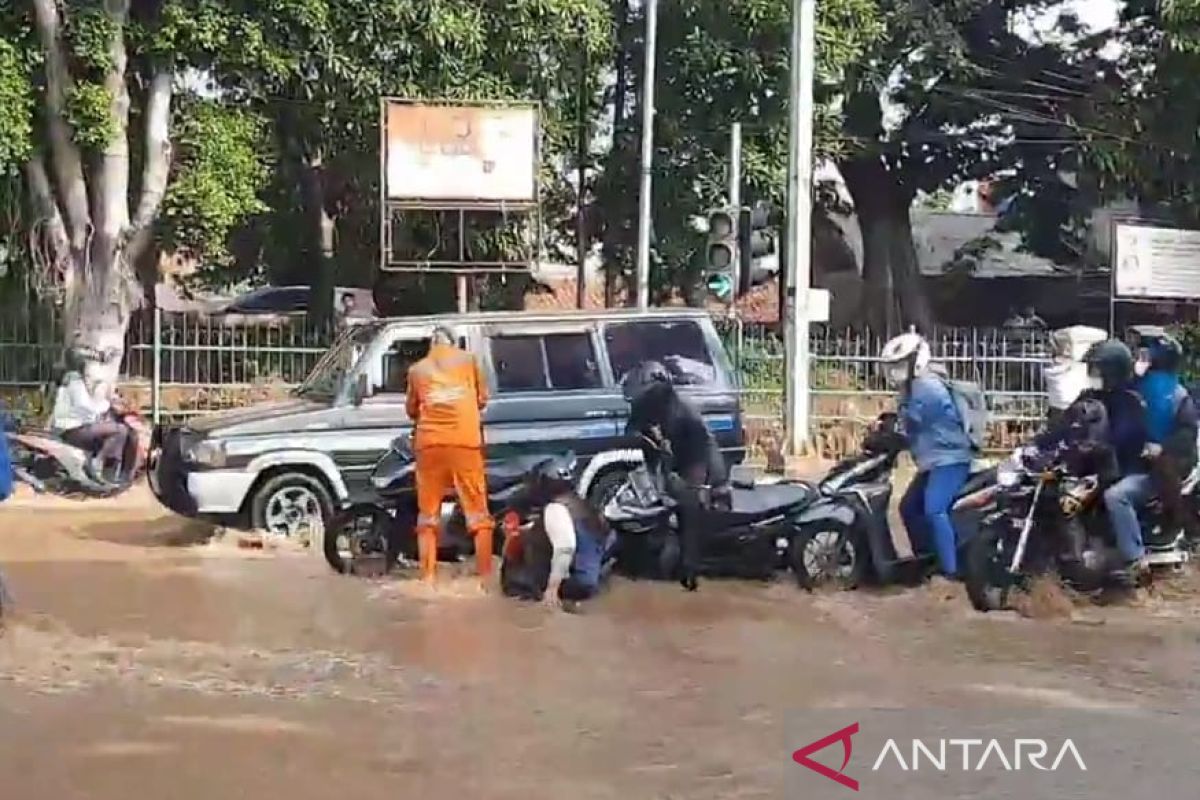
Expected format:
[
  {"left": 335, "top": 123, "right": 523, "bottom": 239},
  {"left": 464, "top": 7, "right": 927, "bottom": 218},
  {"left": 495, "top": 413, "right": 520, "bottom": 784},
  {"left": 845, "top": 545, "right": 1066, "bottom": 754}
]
[{"left": 1, "top": 306, "right": 1054, "bottom": 436}]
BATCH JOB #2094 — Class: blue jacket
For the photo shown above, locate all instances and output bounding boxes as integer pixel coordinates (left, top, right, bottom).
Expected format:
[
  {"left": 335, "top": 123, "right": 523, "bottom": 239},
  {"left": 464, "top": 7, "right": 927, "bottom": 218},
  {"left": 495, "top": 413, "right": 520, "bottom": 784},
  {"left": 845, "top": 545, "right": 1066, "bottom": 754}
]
[
  {"left": 1137, "top": 370, "right": 1185, "bottom": 444},
  {"left": 900, "top": 373, "right": 975, "bottom": 471},
  {"left": 1098, "top": 387, "right": 1150, "bottom": 475},
  {"left": 0, "top": 405, "right": 11, "bottom": 501}
]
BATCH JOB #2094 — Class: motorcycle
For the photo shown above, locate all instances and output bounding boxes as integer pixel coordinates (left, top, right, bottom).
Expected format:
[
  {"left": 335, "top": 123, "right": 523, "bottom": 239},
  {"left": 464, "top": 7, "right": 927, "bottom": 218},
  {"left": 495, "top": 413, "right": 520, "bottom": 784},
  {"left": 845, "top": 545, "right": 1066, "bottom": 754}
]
[
  {"left": 323, "top": 434, "right": 578, "bottom": 576},
  {"left": 3, "top": 399, "right": 150, "bottom": 498},
  {"left": 788, "top": 413, "right": 1000, "bottom": 590},
  {"left": 964, "top": 444, "right": 1195, "bottom": 611},
  {"left": 603, "top": 433, "right": 818, "bottom": 581}
]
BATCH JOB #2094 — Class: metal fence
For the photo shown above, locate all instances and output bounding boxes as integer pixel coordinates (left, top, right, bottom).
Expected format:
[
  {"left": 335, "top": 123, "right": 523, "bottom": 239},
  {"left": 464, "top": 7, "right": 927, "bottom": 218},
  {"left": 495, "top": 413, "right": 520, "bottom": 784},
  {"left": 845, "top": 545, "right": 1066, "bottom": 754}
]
[{"left": 1, "top": 307, "right": 1053, "bottom": 449}]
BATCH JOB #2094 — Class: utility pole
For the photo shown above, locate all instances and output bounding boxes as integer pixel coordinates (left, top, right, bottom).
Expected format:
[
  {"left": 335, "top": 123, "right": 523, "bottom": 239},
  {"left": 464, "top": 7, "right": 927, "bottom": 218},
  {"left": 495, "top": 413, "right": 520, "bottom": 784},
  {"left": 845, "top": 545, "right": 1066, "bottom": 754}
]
[
  {"left": 576, "top": 19, "right": 589, "bottom": 309},
  {"left": 634, "top": 0, "right": 659, "bottom": 309},
  {"left": 783, "top": 0, "right": 816, "bottom": 455}
]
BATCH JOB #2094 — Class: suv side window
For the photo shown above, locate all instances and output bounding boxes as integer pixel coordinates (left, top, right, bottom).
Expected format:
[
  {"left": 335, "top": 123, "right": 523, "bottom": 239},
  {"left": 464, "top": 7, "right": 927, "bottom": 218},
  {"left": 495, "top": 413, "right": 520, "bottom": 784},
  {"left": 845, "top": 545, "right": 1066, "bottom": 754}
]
[
  {"left": 604, "top": 319, "right": 722, "bottom": 388},
  {"left": 491, "top": 332, "right": 603, "bottom": 393}
]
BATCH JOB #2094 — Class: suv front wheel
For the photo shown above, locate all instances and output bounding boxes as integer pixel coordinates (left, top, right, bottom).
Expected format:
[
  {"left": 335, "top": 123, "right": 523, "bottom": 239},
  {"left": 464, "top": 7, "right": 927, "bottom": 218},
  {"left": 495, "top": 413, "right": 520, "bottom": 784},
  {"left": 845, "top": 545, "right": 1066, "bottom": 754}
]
[{"left": 249, "top": 471, "right": 333, "bottom": 541}]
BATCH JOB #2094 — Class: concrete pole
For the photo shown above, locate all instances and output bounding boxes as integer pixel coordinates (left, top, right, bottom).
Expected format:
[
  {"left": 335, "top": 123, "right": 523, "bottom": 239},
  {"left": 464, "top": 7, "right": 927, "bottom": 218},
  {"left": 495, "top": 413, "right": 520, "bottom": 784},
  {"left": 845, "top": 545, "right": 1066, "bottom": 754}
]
[
  {"left": 783, "top": 0, "right": 816, "bottom": 455},
  {"left": 634, "top": 0, "right": 659, "bottom": 309}
]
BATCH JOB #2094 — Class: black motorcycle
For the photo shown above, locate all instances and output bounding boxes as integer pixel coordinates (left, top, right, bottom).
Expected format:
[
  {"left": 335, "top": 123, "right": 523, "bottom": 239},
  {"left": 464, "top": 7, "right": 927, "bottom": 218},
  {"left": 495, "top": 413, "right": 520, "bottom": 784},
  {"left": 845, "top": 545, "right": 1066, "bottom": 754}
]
[
  {"left": 603, "top": 433, "right": 818, "bottom": 581},
  {"left": 788, "top": 414, "right": 999, "bottom": 590},
  {"left": 964, "top": 445, "right": 1195, "bottom": 611},
  {"left": 323, "top": 434, "right": 577, "bottom": 576}
]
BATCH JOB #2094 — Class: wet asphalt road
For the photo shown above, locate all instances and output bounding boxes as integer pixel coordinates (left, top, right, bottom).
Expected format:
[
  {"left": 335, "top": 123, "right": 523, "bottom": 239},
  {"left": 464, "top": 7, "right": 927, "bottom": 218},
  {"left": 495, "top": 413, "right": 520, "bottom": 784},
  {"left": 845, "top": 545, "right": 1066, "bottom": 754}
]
[{"left": 2, "top": 490, "right": 1199, "bottom": 799}]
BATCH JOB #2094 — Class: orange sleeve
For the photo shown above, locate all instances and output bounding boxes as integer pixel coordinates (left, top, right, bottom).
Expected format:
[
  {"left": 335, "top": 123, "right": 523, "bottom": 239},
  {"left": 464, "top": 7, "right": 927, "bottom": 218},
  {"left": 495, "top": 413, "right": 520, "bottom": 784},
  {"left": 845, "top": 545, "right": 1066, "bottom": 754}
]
[
  {"left": 406, "top": 367, "right": 421, "bottom": 420},
  {"left": 473, "top": 355, "right": 489, "bottom": 409}
]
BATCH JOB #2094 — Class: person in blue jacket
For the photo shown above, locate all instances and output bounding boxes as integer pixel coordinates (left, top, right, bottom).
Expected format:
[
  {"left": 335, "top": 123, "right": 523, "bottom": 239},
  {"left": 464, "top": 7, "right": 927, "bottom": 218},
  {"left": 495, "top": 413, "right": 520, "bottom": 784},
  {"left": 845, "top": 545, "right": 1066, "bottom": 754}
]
[
  {"left": 1130, "top": 329, "right": 1198, "bottom": 541},
  {"left": 880, "top": 331, "right": 975, "bottom": 578},
  {"left": 0, "top": 401, "right": 12, "bottom": 502}
]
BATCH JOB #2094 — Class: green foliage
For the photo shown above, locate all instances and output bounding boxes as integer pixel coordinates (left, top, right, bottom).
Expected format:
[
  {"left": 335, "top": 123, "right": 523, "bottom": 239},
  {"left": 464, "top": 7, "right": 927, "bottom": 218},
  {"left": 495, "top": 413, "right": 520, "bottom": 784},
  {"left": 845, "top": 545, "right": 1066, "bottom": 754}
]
[
  {"left": 64, "top": 3, "right": 118, "bottom": 74},
  {"left": 64, "top": 82, "right": 116, "bottom": 150},
  {"left": 160, "top": 101, "right": 271, "bottom": 265},
  {"left": 0, "top": 37, "right": 32, "bottom": 173}
]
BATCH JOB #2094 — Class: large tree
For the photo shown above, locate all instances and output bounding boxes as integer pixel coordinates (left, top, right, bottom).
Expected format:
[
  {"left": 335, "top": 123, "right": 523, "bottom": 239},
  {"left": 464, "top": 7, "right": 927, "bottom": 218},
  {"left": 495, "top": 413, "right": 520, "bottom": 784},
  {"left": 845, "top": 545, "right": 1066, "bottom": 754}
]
[{"left": 4, "top": 0, "right": 269, "bottom": 378}]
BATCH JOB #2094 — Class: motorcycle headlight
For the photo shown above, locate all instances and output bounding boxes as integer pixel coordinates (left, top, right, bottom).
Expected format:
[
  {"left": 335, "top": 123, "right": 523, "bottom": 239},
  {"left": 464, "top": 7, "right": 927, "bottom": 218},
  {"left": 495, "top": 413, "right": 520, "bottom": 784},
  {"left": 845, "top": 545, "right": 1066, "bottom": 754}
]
[
  {"left": 996, "top": 464, "right": 1020, "bottom": 488},
  {"left": 186, "top": 439, "right": 227, "bottom": 468}
]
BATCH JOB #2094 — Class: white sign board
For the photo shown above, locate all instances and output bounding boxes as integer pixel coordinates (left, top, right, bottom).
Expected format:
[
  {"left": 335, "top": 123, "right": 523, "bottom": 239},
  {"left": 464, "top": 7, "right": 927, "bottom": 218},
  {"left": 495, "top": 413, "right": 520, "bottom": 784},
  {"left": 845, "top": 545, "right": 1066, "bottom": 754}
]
[
  {"left": 384, "top": 102, "right": 538, "bottom": 203},
  {"left": 1113, "top": 224, "right": 1200, "bottom": 299}
]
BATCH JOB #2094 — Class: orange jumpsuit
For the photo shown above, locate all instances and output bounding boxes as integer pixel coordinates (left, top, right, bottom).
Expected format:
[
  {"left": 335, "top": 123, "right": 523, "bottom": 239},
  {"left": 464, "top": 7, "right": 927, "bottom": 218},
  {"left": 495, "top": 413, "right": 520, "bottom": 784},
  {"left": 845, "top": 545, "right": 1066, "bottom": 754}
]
[{"left": 405, "top": 343, "right": 491, "bottom": 581}]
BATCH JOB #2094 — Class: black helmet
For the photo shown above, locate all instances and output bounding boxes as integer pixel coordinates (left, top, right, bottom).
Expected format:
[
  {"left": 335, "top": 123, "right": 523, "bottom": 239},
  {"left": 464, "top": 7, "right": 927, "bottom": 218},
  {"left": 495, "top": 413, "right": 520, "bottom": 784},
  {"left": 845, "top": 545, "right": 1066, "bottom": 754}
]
[
  {"left": 1083, "top": 339, "right": 1135, "bottom": 390},
  {"left": 1147, "top": 333, "right": 1183, "bottom": 373},
  {"left": 621, "top": 360, "right": 672, "bottom": 404}
]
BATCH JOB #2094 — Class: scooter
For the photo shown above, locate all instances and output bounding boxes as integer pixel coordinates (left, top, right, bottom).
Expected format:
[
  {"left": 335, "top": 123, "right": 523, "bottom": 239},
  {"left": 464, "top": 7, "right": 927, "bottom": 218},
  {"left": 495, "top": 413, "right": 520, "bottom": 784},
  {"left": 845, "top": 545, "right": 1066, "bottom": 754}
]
[
  {"left": 323, "top": 433, "right": 578, "bottom": 576},
  {"left": 964, "top": 443, "right": 1196, "bottom": 611},
  {"left": 4, "top": 402, "right": 149, "bottom": 499},
  {"left": 603, "top": 434, "right": 818, "bottom": 581},
  {"left": 787, "top": 413, "right": 1000, "bottom": 590}
]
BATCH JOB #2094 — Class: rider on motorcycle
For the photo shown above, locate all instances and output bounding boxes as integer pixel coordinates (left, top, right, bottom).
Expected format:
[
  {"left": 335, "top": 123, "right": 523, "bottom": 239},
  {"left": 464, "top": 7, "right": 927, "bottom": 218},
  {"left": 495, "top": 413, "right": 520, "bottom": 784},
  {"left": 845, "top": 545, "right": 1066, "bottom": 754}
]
[
  {"left": 880, "top": 331, "right": 975, "bottom": 579},
  {"left": 1038, "top": 340, "right": 1151, "bottom": 578},
  {"left": 500, "top": 460, "right": 615, "bottom": 610},
  {"left": 1129, "top": 327, "right": 1199, "bottom": 541},
  {"left": 49, "top": 347, "right": 135, "bottom": 483},
  {"left": 622, "top": 360, "right": 730, "bottom": 592}
]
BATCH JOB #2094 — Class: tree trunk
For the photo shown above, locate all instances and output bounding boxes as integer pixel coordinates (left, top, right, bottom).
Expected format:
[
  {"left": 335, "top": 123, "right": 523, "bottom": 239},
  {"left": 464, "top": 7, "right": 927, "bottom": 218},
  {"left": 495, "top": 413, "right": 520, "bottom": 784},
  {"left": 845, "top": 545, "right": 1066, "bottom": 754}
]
[
  {"left": 301, "top": 152, "right": 337, "bottom": 325},
  {"left": 839, "top": 157, "right": 933, "bottom": 334}
]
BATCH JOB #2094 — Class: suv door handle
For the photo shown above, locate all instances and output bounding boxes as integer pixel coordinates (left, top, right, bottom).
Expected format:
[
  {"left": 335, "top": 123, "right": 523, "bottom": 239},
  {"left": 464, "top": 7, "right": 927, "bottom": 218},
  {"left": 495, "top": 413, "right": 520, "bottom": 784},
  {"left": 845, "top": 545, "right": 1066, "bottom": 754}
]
[{"left": 585, "top": 410, "right": 607, "bottom": 418}]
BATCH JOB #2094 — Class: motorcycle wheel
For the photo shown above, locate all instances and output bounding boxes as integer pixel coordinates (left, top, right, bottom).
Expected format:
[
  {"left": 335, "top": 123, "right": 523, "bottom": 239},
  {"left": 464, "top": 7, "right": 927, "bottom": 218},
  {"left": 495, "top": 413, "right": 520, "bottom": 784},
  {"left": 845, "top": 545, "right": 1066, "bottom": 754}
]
[
  {"left": 790, "top": 522, "right": 867, "bottom": 591},
  {"left": 324, "top": 506, "right": 409, "bottom": 576},
  {"left": 964, "top": 520, "right": 1019, "bottom": 612}
]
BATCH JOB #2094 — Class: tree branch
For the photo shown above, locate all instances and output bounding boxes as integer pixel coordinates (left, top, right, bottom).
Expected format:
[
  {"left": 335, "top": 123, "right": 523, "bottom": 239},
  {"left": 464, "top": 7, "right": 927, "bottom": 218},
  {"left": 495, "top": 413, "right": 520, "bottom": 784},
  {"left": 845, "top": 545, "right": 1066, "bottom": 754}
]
[
  {"left": 24, "top": 154, "right": 76, "bottom": 301},
  {"left": 92, "top": 0, "right": 133, "bottom": 253},
  {"left": 128, "top": 68, "right": 174, "bottom": 260},
  {"left": 30, "top": 0, "right": 91, "bottom": 248}
]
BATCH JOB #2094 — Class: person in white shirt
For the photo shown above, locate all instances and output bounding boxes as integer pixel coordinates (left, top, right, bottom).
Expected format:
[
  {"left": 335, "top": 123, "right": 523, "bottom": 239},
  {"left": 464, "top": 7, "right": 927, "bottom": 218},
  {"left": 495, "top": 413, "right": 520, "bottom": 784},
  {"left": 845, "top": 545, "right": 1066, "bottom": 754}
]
[
  {"left": 50, "top": 348, "right": 133, "bottom": 482},
  {"left": 501, "top": 464, "right": 614, "bottom": 609}
]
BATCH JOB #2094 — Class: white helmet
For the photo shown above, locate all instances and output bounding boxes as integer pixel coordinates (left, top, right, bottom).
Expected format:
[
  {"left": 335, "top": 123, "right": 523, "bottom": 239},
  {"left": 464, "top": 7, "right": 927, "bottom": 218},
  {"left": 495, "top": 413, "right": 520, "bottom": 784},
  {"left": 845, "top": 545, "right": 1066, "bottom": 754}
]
[{"left": 879, "top": 329, "right": 931, "bottom": 386}]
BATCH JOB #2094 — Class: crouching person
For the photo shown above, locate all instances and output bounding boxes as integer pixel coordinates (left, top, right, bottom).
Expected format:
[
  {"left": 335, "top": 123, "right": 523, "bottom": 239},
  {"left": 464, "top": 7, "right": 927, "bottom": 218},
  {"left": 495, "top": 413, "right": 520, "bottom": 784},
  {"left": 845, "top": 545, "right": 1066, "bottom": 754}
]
[{"left": 501, "top": 464, "right": 614, "bottom": 610}]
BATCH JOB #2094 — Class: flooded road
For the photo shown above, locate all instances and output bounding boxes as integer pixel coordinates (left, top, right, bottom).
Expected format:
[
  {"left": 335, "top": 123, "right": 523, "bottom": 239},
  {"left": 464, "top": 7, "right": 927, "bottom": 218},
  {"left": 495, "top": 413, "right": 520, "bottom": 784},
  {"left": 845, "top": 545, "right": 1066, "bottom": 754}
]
[{"left": 2, "top": 489, "right": 1200, "bottom": 799}]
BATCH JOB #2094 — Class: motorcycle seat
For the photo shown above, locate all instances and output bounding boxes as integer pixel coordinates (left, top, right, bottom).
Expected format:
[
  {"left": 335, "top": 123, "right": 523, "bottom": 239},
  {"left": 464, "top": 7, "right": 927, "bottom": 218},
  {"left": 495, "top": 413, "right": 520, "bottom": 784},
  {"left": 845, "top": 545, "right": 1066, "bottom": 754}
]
[
  {"left": 485, "top": 455, "right": 551, "bottom": 490},
  {"left": 717, "top": 482, "right": 818, "bottom": 524},
  {"left": 956, "top": 466, "right": 997, "bottom": 498}
]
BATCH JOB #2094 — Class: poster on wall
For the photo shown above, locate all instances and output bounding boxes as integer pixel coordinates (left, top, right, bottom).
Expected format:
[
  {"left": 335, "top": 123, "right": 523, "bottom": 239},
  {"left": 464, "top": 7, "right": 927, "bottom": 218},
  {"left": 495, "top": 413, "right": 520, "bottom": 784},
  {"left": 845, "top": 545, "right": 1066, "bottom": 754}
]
[
  {"left": 1113, "top": 223, "right": 1200, "bottom": 299},
  {"left": 383, "top": 101, "right": 538, "bottom": 203}
]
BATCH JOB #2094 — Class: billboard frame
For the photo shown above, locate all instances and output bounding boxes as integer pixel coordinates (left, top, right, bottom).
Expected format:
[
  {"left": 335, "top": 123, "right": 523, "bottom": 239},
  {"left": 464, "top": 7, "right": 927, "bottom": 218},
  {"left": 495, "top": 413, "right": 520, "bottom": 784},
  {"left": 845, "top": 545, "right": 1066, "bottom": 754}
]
[
  {"left": 378, "top": 97, "right": 543, "bottom": 276},
  {"left": 1107, "top": 215, "right": 1200, "bottom": 333}
]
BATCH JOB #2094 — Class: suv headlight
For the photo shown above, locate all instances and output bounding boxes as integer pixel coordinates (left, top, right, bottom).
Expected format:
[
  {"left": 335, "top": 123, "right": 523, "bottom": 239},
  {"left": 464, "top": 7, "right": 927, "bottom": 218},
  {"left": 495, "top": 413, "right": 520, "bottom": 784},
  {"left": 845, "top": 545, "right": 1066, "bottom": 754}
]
[{"left": 187, "top": 440, "right": 227, "bottom": 468}]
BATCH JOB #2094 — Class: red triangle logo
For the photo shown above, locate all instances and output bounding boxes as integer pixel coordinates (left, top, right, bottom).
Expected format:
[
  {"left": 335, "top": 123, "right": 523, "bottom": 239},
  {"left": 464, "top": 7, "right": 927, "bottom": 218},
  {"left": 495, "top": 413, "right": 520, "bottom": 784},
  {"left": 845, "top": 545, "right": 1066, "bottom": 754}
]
[{"left": 792, "top": 722, "right": 860, "bottom": 791}]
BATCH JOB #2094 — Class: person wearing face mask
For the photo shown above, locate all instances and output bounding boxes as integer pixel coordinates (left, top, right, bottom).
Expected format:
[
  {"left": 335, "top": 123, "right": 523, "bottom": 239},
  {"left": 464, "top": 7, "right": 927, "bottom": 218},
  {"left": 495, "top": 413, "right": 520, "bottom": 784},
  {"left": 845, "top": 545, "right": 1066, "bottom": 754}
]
[
  {"left": 1129, "top": 328, "right": 1199, "bottom": 542},
  {"left": 879, "top": 331, "right": 975, "bottom": 579},
  {"left": 1039, "top": 340, "right": 1150, "bottom": 579},
  {"left": 1043, "top": 326, "right": 1107, "bottom": 426}
]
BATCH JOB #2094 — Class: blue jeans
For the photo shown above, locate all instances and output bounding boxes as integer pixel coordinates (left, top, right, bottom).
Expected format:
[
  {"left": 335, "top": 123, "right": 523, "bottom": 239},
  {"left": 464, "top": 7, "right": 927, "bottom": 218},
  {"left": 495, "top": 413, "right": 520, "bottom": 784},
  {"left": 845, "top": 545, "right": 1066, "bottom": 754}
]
[
  {"left": 900, "top": 463, "right": 971, "bottom": 576},
  {"left": 1102, "top": 473, "right": 1154, "bottom": 562}
]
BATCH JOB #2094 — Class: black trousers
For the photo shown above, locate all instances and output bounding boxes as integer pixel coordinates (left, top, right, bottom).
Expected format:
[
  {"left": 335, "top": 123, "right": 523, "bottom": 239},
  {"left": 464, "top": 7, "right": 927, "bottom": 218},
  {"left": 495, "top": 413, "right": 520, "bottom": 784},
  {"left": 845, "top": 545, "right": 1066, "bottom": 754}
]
[{"left": 665, "top": 463, "right": 708, "bottom": 582}]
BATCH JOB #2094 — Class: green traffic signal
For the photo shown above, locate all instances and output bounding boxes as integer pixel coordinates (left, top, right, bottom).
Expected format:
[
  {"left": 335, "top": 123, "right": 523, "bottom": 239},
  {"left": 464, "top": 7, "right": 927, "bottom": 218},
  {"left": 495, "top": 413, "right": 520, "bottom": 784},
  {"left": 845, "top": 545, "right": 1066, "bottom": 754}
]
[{"left": 705, "top": 272, "right": 734, "bottom": 299}]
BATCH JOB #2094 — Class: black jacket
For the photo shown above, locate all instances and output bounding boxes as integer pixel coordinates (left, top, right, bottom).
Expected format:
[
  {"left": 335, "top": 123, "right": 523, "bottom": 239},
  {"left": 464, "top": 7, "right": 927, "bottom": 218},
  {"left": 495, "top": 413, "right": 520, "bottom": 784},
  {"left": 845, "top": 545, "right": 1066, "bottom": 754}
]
[{"left": 626, "top": 383, "right": 727, "bottom": 486}]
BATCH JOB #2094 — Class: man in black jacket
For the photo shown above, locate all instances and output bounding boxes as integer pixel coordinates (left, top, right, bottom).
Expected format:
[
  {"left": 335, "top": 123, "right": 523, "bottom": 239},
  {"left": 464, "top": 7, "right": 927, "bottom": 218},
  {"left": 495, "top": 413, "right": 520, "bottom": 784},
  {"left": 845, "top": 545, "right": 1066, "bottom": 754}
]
[{"left": 623, "top": 361, "right": 730, "bottom": 591}]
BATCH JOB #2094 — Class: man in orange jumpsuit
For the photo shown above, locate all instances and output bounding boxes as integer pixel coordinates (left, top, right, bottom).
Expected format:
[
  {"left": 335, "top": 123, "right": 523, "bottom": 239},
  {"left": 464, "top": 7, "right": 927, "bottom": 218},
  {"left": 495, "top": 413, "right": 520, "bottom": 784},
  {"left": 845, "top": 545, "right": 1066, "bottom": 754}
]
[{"left": 405, "top": 325, "right": 492, "bottom": 587}]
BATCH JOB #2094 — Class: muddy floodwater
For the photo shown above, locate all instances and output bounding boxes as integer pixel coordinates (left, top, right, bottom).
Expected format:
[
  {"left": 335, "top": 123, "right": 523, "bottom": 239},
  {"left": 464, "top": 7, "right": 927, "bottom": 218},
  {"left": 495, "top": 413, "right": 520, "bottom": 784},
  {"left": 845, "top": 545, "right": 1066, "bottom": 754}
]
[{"left": 3, "top": 488, "right": 1200, "bottom": 799}]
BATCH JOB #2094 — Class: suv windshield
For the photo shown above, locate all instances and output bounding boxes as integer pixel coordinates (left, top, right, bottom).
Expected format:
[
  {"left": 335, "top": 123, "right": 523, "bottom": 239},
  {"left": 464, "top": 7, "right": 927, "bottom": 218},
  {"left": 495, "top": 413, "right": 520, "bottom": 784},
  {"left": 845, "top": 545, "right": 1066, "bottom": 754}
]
[{"left": 296, "top": 325, "right": 377, "bottom": 400}]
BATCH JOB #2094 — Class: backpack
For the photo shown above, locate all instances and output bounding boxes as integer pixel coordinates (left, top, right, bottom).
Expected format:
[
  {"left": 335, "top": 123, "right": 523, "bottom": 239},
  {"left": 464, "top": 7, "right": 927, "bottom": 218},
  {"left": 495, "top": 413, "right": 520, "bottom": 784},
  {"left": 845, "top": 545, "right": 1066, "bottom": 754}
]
[{"left": 937, "top": 374, "right": 988, "bottom": 452}]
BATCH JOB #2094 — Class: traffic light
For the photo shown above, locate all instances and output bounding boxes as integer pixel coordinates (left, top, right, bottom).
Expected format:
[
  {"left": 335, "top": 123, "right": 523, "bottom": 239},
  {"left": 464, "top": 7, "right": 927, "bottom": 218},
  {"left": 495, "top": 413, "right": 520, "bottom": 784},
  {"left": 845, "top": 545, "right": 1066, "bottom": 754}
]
[
  {"left": 704, "top": 206, "right": 739, "bottom": 300},
  {"left": 738, "top": 203, "right": 777, "bottom": 295}
]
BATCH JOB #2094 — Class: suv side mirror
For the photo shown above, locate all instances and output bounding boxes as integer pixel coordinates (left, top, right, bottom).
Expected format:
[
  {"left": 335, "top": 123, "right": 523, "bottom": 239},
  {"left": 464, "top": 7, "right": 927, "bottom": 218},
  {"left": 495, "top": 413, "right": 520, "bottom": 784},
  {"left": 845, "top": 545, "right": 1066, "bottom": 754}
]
[{"left": 352, "top": 373, "right": 369, "bottom": 406}]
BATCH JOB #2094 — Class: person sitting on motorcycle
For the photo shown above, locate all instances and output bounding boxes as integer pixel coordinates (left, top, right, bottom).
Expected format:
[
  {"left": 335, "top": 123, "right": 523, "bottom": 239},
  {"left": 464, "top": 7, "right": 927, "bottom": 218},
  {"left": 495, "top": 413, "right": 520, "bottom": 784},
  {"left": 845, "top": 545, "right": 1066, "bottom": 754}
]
[
  {"left": 500, "top": 460, "right": 615, "bottom": 610},
  {"left": 622, "top": 360, "right": 730, "bottom": 592},
  {"left": 49, "top": 347, "right": 134, "bottom": 483},
  {"left": 1129, "top": 329, "right": 1199, "bottom": 541},
  {"left": 1040, "top": 340, "right": 1151, "bottom": 578},
  {"left": 880, "top": 331, "right": 974, "bottom": 579}
]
